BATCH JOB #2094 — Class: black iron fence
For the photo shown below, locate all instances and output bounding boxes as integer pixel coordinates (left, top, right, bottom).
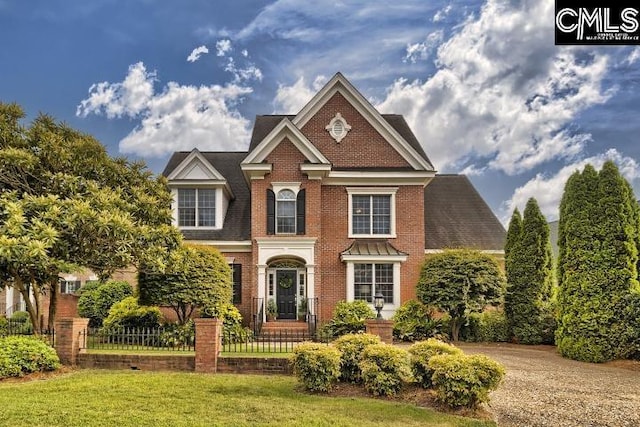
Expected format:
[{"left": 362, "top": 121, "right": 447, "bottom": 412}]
[
  {"left": 82, "top": 326, "right": 195, "bottom": 352},
  {"left": 222, "top": 328, "right": 332, "bottom": 354},
  {"left": 0, "top": 318, "right": 55, "bottom": 346}
]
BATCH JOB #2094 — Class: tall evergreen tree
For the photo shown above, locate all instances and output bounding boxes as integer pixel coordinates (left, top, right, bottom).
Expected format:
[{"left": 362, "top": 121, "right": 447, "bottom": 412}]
[
  {"left": 504, "top": 199, "right": 554, "bottom": 344},
  {"left": 556, "top": 162, "right": 639, "bottom": 361}
]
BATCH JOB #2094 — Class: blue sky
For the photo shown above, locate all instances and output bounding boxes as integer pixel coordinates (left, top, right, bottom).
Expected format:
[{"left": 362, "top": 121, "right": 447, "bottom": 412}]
[{"left": 2, "top": 0, "right": 640, "bottom": 224}]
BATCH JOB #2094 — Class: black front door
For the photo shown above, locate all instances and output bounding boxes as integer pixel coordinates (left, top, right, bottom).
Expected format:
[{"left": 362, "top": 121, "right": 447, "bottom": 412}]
[{"left": 276, "top": 270, "right": 297, "bottom": 320}]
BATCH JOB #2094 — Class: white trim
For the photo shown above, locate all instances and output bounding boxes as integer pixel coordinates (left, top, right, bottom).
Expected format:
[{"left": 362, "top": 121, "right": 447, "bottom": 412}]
[
  {"left": 240, "top": 163, "right": 273, "bottom": 180},
  {"left": 167, "top": 149, "right": 227, "bottom": 181},
  {"left": 341, "top": 254, "right": 408, "bottom": 262},
  {"left": 325, "top": 112, "right": 352, "bottom": 143},
  {"left": 347, "top": 187, "right": 398, "bottom": 239},
  {"left": 271, "top": 182, "right": 301, "bottom": 195},
  {"left": 172, "top": 187, "right": 222, "bottom": 230},
  {"left": 325, "top": 171, "right": 435, "bottom": 186},
  {"left": 292, "top": 73, "right": 435, "bottom": 172},
  {"left": 242, "top": 118, "right": 331, "bottom": 165},
  {"left": 183, "top": 240, "right": 252, "bottom": 252},
  {"left": 344, "top": 260, "right": 402, "bottom": 317},
  {"left": 300, "top": 163, "right": 332, "bottom": 180}
]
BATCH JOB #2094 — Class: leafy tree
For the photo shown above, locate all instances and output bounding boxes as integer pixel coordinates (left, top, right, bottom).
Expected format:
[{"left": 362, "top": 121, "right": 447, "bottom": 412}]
[
  {"left": 138, "top": 244, "right": 233, "bottom": 324},
  {"left": 504, "top": 198, "right": 554, "bottom": 344},
  {"left": 556, "top": 161, "right": 639, "bottom": 361},
  {"left": 417, "top": 250, "right": 505, "bottom": 341},
  {"left": 77, "top": 281, "right": 133, "bottom": 327},
  {"left": 0, "top": 103, "right": 181, "bottom": 333}
]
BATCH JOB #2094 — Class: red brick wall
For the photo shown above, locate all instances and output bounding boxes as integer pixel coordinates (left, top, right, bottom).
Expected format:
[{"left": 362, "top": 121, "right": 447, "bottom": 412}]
[{"left": 300, "top": 92, "right": 411, "bottom": 169}]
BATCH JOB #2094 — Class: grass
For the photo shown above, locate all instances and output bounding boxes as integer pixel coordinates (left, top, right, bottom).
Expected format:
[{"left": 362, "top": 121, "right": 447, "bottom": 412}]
[{"left": 0, "top": 370, "right": 495, "bottom": 427}]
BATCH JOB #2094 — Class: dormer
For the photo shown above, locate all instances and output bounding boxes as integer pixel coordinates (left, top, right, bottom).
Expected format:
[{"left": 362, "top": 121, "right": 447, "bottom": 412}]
[{"left": 166, "top": 149, "right": 234, "bottom": 230}]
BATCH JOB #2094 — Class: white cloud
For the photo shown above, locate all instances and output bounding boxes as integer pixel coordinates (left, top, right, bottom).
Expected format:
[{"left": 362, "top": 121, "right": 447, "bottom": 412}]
[
  {"left": 377, "top": 0, "right": 613, "bottom": 175},
  {"left": 272, "top": 75, "right": 327, "bottom": 113},
  {"left": 77, "top": 62, "right": 252, "bottom": 157},
  {"left": 403, "top": 30, "right": 444, "bottom": 63},
  {"left": 216, "top": 39, "right": 232, "bottom": 56},
  {"left": 503, "top": 149, "right": 640, "bottom": 223},
  {"left": 187, "top": 45, "right": 209, "bottom": 62},
  {"left": 624, "top": 47, "right": 640, "bottom": 65},
  {"left": 224, "top": 57, "right": 263, "bottom": 84},
  {"left": 433, "top": 4, "right": 452, "bottom": 22},
  {"left": 241, "top": 49, "right": 248, "bottom": 57}
]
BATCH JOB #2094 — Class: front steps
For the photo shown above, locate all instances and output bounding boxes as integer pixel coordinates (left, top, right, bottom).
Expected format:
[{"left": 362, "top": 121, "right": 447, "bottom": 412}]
[{"left": 258, "top": 320, "right": 310, "bottom": 341}]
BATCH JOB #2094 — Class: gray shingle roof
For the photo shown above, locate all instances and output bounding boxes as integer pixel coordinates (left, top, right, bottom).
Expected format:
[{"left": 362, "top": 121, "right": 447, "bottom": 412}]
[
  {"left": 163, "top": 151, "right": 251, "bottom": 241},
  {"left": 424, "top": 175, "right": 506, "bottom": 250}
]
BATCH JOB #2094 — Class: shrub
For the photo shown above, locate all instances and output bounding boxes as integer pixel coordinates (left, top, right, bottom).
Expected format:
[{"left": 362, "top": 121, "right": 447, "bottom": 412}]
[
  {"left": 102, "top": 296, "right": 162, "bottom": 330},
  {"left": 77, "top": 280, "right": 134, "bottom": 327},
  {"left": 291, "top": 342, "right": 341, "bottom": 392},
  {"left": 460, "top": 311, "right": 509, "bottom": 343},
  {"left": 428, "top": 353, "right": 505, "bottom": 408},
  {"left": 392, "top": 299, "right": 446, "bottom": 342},
  {"left": 321, "top": 300, "right": 375, "bottom": 337},
  {"left": 0, "top": 317, "right": 7, "bottom": 336},
  {"left": 10, "top": 311, "right": 30, "bottom": 322},
  {"left": 359, "top": 343, "right": 410, "bottom": 396},
  {"left": 220, "top": 304, "right": 253, "bottom": 344},
  {"left": 159, "top": 320, "right": 195, "bottom": 348},
  {"left": 333, "top": 333, "right": 380, "bottom": 383},
  {"left": 0, "top": 336, "right": 60, "bottom": 379},
  {"left": 408, "top": 338, "right": 463, "bottom": 388}
]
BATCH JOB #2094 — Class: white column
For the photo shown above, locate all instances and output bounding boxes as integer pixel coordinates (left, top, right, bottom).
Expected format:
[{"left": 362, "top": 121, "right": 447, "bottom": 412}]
[
  {"left": 345, "top": 262, "right": 354, "bottom": 302},
  {"left": 257, "top": 264, "right": 267, "bottom": 322},
  {"left": 306, "top": 265, "right": 315, "bottom": 315},
  {"left": 5, "top": 286, "right": 13, "bottom": 315}
]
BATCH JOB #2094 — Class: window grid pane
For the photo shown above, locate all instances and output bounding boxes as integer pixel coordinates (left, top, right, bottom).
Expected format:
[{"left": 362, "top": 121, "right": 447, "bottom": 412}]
[
  {"left": 198, "top": 189, "right": 216, "bottom": 227},
  {"left": 375, "top": 264, "right": 394, "bottom": 304},
  {"left": 178, "top": 189, "right": 196, "bottom": 227},
  {"left": 354, "top": 264, "right": 373, "bottom": 302},
  {"left": 352, "top": 196, "right": 371, "bottom": 234},
  {"left": 372, "top": 196, "right": 391, "bottom": 234},
  {"left": 276, "top": 191, "right": 296, "bottom": 233}
]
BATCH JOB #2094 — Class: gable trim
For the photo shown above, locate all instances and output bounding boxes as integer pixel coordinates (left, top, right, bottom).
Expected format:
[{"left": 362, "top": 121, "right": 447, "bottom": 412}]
[
  {"left": 292, "top": 73, "right": 435, "bottom": 172},
  {"left": 167, "top": 148, "right": 226, "bottom": 181}
]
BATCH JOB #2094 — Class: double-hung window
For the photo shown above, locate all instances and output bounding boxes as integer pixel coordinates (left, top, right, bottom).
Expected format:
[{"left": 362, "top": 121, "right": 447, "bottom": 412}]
[
  {"left": 348, "top": 188, "right": 397, "bottom": 237},
  {"left": 353, "top": 263, "right": 394, "bottom": 304},
  {"left": 178, "top": 188, "right": 216, "bottom": 227},
  {"left": 276, "top": 189, "right": 296, "bottom": 233}
]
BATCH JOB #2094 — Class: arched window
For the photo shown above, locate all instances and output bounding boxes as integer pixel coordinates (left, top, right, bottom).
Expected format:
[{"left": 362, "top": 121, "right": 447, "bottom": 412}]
[{"left": 276, "top": 189, "right": 296, "bottom": 233}]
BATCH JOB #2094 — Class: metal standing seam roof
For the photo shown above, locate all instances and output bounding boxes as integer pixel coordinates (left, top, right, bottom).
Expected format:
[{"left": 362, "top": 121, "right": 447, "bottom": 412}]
[{"left": 341, "top": 240, "right": 408, "bottom": 257}]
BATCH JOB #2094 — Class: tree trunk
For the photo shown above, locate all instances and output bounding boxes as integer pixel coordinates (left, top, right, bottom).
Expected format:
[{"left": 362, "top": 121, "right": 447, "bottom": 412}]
[
  {"left": 451, "top": 317, "right": 461, "bottom": 342},
  {"left": 18, "top": 284, "right": 41, "bottom": 335},
  {"left": 47, "top": 279, "right": 58, "bottom": 332}
]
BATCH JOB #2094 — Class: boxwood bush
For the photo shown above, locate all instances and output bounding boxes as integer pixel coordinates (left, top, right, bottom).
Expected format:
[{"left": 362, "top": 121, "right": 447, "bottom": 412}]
[
  {"left": 460, "top": 311, "right": 510, "bottom": 343},
  {"left": 320, "top": 301, "right": 375, "bottom": 337},
  {"left": 0, "top": 336, "right": 60, "bottom": 379},
  {"left": 291, "top": 342, "right": 341, "bottom": 392},
  {"left": 333, "top": 333, "right": 380, "bottom": 383},
  {"left": 428, "top": 353, "right": 505, "bottom": 408},
  {"left": 358, "top": 343, "right": 410, "bottom": 396},
  {"left": 408, "top": 338, "right": 463, "bottom": 388},
  {"left": 102, "top": 296, "right": 162, "bottom": 330},
  {"left": 77, "top": 280, "right": 133, "bottom": 327},
  {"left": 392, "top": 299, "right": 446, "bottom": 342}
]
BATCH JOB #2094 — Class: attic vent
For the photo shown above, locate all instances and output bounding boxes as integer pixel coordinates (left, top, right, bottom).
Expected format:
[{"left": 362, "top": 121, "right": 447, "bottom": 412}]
[{"left": 325, "top": 113, "right": 352, "bottom": 143}]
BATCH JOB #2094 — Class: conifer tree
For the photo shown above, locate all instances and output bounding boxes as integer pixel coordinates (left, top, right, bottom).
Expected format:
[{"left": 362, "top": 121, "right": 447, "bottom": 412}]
[{"left": 504, "top": 199, "right": 553, "bottom": 344}]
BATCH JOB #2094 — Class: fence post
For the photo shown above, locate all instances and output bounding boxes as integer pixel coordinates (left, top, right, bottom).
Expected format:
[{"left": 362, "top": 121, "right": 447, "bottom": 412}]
[
  {"left": 54, "top": 318, "right": 89, "bottom": 366},
  {"left": 365, "top": 319, "right": 394, "bottom": 344},
  {"left": 194, "top": 318, "right": 222, "bottom": 373}
]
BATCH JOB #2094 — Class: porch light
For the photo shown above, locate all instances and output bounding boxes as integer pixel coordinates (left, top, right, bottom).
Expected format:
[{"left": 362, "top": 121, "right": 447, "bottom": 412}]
[{"left": 374, "top": 292, "right": 384, "bottom": 319}]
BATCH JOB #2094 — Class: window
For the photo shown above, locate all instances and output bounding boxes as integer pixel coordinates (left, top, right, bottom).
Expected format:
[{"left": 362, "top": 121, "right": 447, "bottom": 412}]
[
  {"left": 231, "top": 264, "right": 242, "bottom": 304},
  {"left": 353, "top": 264, "right": 393, "bottom": 304},
  {"left": 178, "top": 188, "right": 216, "bottom": 227},
  {"left": 352, "top": 195, "right": 391, "bottom": 235},
  {"left": 60, "top": 280, "right": 81, "bottom": 294},
  {"left": 276, "top": 190, "right": 296, "bottom": 233}
]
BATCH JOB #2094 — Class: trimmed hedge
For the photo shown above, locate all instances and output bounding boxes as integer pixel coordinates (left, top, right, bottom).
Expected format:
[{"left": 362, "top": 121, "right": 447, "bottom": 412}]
[
  {"left": 0, "top": 336, "right": 60, "bottom": 379},
  {"left": 392, "top": 299, "right": 445, "bottom": 342},
  {"left": 102, "top": 296, "right": 162, "bottom": 329},
  {"left": 77, "top": 280, "right": 133, "bottom": 327},
  {"left": 428, "top": 353, "right": 505, "bottom": 408},
  {"left": 320, "top": 301, "right": 375, "bottom": 337},
  {"left": 359, "top": 343, "right": 410, "bottom": 396},
  {"left": 408, "top": 339, "right": 463, "bottom": 388},
  {"left": 460, "top": 311, "right": 510, "bottom": 343},
  {"left": 291, "top": 342, "right": 341, "bottom": 392},
  {"left": 333, "top": 333, "right": 380, "bottom": 383}
]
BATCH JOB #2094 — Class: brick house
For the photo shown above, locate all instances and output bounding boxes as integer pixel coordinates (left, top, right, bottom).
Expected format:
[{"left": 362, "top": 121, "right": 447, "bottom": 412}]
[{"left": 161, "top": 73, "right": 505, "bottom": 326}]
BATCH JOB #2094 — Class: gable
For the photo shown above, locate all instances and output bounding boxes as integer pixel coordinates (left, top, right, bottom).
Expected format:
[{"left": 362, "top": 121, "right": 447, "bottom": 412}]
[{"left": 167, "top": 149, "right": 226, "bottom": 182}]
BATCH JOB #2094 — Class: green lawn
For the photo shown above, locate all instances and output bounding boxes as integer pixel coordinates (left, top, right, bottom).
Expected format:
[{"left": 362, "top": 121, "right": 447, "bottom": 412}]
[{"left": 0, "top": 370, "right": 495, "bottom": 427}]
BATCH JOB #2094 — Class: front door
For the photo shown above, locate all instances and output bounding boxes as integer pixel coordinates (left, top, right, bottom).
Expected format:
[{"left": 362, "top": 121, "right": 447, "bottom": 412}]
[{"left": 276, "top": 270, "right": 297, "bottom": 320}]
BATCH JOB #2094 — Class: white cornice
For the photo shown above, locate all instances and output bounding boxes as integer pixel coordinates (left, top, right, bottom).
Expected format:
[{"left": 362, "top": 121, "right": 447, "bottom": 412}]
[
  {"left": 240, "top": 163, "right": 273, "bottom": 180},
  {"left": 184, "top": 240, "right": 253, "bottom": 252},
  {"left": 300, "top": 163, "right": 332, "bottom": 180},
  {"left": 324, "top": 171, "right": 435, "bottom": 186},
  {"left": 292, "top": 73, "right": 435, "bottom": 172}
]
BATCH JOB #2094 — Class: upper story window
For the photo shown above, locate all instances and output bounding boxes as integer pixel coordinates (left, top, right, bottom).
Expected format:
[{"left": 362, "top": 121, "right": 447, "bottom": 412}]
[
  {"left": 178, "top": 188, "right": 216, "bottom": 227},
  {"left": 348, "top": 188, "right": 397, "bottom": 238},
  {"left": 267, "top": 185, "right": 306, "bottom": 235}
]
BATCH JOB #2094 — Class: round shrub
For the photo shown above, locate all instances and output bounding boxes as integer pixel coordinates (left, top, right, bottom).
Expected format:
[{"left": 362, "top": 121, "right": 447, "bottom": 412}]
[
  {"left": 392, "top": 299, "right": 445, "bottom": 342},
  {"left": 102, "top": 296, "right": 162, "bottom": 330},
  {"left": 408, "top": 338, "right": 463, "bottom": 388},
  {"left": 428, "top": 353, "right": 505, "bottom": 408},
  {"left": 321, "top": 300, "right": 375, "bottom": 337},
  {"left": 359, "top": 343, "right": 410, "bottom": 396},
  {"left": 77, "top": 280, "right": 133, "bottom": 327},
  {"left": 333, "top": 333, "right": 380, "bottom": 383},
  {"left": 10, "top": 311, "right": 30, "bottom": 322},
  {"left": 0, "top": 336, "right": 60, "bottom": 379},
  {"left": 291, "top": 342, "right": 341, "bottom": 392}
]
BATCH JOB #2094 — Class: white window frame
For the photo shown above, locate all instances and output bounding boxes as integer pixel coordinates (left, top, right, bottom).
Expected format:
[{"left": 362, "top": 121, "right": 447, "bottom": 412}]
[
  {"left": 271, "top": 183, "right": 301, "bottom": 235},
  {"left": 345, "top": 261, "right": 401, "bottom": 314},
  {"left": 175, "top": 187, "right": 219, "bottom": 229},
  {"left": 347, "top": 187, "right": 397, "bottom": 238}
]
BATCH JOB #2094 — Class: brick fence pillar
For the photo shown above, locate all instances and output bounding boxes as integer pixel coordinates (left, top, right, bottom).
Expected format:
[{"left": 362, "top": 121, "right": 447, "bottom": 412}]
[
  {"left": 54, "top": 318, "right": 89, "bottom": 366},
  {"left": 194, "top": 318, "right": 222, "bottom": 373},
  {"left": 365, "top": 319, "right": 394, "bottom": 344}
]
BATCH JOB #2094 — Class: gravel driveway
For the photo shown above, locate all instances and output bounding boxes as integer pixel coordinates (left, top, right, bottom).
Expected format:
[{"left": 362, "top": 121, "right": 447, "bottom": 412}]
[{"left": 457, "top": 343, "right": 640, "bottom": 427}]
